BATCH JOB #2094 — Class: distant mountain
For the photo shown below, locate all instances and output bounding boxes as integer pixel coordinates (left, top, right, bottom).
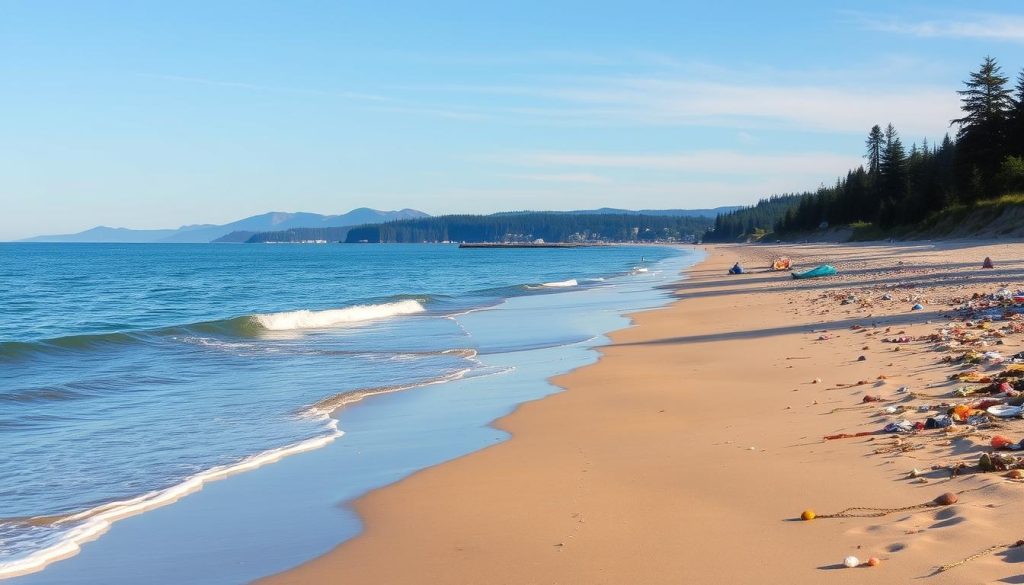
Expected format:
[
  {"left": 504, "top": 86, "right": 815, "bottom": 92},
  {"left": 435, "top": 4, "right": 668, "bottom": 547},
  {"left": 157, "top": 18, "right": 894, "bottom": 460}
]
[
  {"left": 496, "top": 207, "right": 742, "bottom": 218},
  {"left": 20, "top": 225, "right": 183, "bottom": 243},
  {"left": 22, "top": 208, "right": 430, "bottom": 243}
]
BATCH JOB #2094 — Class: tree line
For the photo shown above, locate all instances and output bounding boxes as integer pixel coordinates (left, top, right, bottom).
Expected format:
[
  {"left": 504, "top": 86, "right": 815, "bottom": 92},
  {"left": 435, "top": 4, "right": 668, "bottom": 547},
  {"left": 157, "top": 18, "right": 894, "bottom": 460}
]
[
  {"left": 706, "top": 56, "right": 1024, "bottom": 240},
  {"left": 343, "top": 213, "right": 711, "bottom": 243}
]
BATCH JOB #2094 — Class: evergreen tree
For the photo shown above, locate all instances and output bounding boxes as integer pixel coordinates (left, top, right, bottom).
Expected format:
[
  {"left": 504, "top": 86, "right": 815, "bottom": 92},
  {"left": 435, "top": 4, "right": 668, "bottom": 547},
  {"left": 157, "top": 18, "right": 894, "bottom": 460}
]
[
  {"left": 864, "top": 125, "right": 883, "bottom": 175},
  {"left": 1010, "top": 69, "right": 1024, "bottom": 156},
  {"left": 879, "top": 123, "right": 907, "bottom": 225},
  {"left": 951, "top": 56, "right": 1015, "bottom": 199}
]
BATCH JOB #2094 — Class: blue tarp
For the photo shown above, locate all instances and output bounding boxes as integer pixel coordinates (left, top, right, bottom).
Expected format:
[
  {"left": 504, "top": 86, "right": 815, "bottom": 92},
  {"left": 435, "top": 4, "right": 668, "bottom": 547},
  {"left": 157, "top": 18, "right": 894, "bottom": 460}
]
[{"left": 791, "top": 264, "right": 837, "bottom": 279}]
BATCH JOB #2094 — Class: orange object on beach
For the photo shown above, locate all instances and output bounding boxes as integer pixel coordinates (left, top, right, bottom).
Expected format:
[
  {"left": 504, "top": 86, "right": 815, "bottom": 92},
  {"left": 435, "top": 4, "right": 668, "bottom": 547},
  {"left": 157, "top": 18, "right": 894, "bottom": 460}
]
[
  {"left": 771, "top": 257, "right": 792, "bottom": 271},
  {"left": 991, "top": 435, "right": 1015, "bottom": 449}
]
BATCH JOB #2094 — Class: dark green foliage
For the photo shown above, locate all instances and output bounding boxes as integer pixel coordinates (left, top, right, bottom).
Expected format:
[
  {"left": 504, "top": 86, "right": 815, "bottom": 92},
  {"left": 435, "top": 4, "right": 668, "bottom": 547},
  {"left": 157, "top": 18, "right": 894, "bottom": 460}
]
[
  {"left": 865, "top": 124, "right": 883, "bottom": 176},
  {"left": 998, "top": 156, "right": 1024, "bottom": 193},
  {"left": 341, "top": 214, "right": 710, "bottom": 243},
  {"left": 952, "top": 56, "right": 1016, "bottom": 199},
  {"left": 714, "top": 56, "right": 1024, "bottom": 239},
  {"left": 1010, "top": 69, "right": 1024, "bottom": 157},
  {"left": 703, "top": 195, "right": 805, "bottom": 241},
  {"left": 246, "top": 227, "right": 352, "bottom": 243}
]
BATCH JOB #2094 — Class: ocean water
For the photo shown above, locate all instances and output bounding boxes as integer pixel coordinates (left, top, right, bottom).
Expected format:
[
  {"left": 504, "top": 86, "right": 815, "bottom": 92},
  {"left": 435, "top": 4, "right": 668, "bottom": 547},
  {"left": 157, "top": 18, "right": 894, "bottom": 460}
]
[{"left": 0, "top": 243, "right": 692, "bottom": 580}]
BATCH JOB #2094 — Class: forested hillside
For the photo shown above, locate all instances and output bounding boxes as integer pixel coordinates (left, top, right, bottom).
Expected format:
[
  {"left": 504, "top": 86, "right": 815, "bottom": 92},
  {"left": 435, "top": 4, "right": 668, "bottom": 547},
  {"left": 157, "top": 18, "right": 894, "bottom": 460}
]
[
  {"left": 343, "top": 213, "right": 710, "bottom": 243},
  {"left": 705, "top": 56, "right": 1024, "bottom": 241},
  {"left": 705, "top": 195, "right": 804, "bottom": 241}
]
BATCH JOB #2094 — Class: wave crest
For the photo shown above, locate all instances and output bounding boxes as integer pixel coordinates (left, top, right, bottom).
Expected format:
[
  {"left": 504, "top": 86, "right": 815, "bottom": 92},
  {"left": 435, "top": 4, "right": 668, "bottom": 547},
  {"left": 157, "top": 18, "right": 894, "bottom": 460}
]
[
  {"left": 251, "top": 300, "right": 426, "bottom": 331},
  {"left": 541, "top": 279, "right": 578, "bottom": 288}
]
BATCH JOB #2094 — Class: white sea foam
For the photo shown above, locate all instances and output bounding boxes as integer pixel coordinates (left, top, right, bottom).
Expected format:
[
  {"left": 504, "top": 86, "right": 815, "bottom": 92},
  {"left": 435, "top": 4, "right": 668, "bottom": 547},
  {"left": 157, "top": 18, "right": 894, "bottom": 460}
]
[
  {"left": 0, "top": 348, "right": 490, "bottom": 580},
  {"left": 304, "top": 368, "right": 474, "bottom": 417},
  {"left": 541, "top": 279, "right": 578, "bottom": 288},
  {"left": 252, "top": 300, "right": 426, "bottom": 331},
  {"left": 0, "top": 421, "right": 343, "bottom": 580}
]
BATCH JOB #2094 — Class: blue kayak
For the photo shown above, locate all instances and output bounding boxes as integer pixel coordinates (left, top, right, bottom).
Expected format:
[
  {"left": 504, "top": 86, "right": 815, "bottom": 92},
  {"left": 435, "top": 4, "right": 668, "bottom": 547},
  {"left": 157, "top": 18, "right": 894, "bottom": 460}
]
[{"left": 792, "top": 264, "right": 837, "bottom": 279}]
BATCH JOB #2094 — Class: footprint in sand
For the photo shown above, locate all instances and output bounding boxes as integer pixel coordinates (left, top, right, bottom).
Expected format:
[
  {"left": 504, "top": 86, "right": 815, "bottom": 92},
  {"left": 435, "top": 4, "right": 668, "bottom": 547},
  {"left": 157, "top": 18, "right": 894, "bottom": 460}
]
[{"left": 929, "top": 507, "right": 965, "bottom": 529}]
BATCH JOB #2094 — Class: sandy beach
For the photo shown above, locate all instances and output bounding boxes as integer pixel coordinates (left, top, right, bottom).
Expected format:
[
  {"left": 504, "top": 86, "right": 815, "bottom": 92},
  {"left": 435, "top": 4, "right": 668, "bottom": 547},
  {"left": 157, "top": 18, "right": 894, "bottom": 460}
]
[{"left": 263, "top": 241, "right": 1024, "bottom": 585}]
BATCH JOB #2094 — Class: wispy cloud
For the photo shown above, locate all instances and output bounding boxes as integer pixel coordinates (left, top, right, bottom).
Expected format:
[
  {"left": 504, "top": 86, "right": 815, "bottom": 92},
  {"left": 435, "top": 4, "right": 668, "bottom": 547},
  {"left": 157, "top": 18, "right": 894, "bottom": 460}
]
[
  {"left": 407, "top": 75, "right": 957, "bottom": 136},
  {"left": 856, "top": 12, "right": 1024, "bottom": 43},
  {"left": 510, "top": 172, "right": 611, "bottom": 184},
  {"left": 144, "top": 73, "right": 486, "bottom": 120},
  {"left": 142, "top": 73, "right": 395, "bottom": 103},
  {"left": 509, "top": 150, "right": 865, "bottom": 177},
  {"left": 145, "top": 60, "right": 960, "bottom": 137}
]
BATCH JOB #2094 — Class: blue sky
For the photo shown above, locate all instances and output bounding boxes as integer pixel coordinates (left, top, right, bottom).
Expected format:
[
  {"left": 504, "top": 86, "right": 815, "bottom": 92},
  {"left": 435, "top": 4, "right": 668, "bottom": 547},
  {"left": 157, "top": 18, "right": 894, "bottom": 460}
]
[{"left": 2, "top": 1, "right": 1023, "bottom": 239}]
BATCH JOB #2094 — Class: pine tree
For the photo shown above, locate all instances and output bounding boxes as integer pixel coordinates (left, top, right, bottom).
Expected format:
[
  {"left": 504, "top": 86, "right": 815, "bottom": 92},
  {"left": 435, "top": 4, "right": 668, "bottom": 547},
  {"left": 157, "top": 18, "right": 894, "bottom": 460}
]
[
  {"left": 864, "top": 125, "right": 883, "bottom": 175},
  {"left": 879, "top": 123, "right": 907, "bottom": 225},
  {"left": 952, "top": 56, "right": 1015, "bottom": 199},
  {"left": 1010, "top": 69, "right": 1024, "bottom": 156}
]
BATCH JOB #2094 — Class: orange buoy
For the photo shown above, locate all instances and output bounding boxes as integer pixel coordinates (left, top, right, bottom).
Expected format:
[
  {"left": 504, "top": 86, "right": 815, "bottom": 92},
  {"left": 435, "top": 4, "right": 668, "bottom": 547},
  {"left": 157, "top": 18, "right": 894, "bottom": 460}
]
[
  {"left": 867, "top": 557, "right": 880, "bottom": 567},
  {"left": 801, "top": 509, "right": 816, "bottom": 521},
  {"left": 992, "top": 435, "right": 1015, "bottom": 449}
]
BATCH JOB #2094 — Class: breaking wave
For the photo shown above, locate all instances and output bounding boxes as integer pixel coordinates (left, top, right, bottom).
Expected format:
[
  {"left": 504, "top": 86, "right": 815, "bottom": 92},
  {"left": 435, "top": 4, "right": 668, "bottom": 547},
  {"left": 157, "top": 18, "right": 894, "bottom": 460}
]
[
  {"left": 251, "top": 300, "right": 426, "bottom": 331},
  {"left": 541, "top": 279, "right": 578, "bottom": 288}
]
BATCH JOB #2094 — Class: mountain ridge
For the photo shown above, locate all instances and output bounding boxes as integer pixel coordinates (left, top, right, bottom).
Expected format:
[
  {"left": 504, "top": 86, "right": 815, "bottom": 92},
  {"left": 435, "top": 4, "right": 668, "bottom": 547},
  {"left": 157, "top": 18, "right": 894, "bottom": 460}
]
[{"left": 21, "top": 208, "right": 430, "bottom": 243}]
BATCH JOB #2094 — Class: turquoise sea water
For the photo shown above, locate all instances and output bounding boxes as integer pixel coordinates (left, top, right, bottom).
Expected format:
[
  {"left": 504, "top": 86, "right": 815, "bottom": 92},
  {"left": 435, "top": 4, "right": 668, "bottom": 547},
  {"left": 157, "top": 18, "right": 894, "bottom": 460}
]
[{"left": 0, "top": 243, "right": 694, "bottom": 580}]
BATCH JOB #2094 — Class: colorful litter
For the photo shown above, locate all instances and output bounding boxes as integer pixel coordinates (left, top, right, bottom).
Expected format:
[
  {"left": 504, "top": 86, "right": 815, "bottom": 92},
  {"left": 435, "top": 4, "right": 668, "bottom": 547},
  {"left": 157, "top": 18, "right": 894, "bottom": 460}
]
[{"left": 791, "top": 264, "right": 837, "bottom": 280}]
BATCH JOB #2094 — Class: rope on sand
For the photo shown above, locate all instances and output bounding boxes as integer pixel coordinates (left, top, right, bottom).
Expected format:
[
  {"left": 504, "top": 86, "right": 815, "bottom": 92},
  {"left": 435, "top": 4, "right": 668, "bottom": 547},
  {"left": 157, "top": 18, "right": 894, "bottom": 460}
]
[
  {"left": 816, "top": 501, "right": 939, "bottom": 519},
  {"left": 939, "top": 540, "right": 1024, "bottom": 572},
  {"left": 805, "top": 490, "right": 982, "bottom": 520},
  {"left": 823, "top": 431, "right": 879, "bottom": 440}
]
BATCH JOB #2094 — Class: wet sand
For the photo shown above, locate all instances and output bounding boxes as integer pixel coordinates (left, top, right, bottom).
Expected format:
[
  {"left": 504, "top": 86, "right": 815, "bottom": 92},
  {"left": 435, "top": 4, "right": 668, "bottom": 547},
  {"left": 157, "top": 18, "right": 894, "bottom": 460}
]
[{"left": 263, "top": 241, "right": 1024, "bottom": 584}]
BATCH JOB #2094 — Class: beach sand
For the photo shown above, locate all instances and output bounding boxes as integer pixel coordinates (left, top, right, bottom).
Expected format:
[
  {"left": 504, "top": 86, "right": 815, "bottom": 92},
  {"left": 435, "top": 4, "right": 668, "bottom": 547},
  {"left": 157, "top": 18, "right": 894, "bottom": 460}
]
[{"left": 262, "top": 241, "right": 1024, "bottom": 584}]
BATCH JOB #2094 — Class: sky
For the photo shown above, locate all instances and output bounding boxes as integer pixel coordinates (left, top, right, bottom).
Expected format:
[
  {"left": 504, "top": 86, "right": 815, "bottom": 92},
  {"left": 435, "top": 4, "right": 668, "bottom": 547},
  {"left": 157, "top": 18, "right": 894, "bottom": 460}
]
[{"left": 2, "top": 0, "right": 1023, "bottom": 239}]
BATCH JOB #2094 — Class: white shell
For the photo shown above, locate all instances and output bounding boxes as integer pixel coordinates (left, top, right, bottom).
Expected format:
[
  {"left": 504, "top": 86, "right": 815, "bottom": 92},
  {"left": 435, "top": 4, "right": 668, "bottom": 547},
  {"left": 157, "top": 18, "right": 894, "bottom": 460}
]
[{"left": 844, "top": 556, "right": 860, "bottom": 568}]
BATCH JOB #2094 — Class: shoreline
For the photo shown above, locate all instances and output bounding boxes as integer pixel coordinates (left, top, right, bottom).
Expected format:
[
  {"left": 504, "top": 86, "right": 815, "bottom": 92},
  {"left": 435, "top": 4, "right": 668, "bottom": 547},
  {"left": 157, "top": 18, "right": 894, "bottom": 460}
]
[
  {"left": 264, "top": 240, "right": 1024, "bottom": 584},
  {"left": 7, "top": 246, "right": 692, "bottom": 584}
]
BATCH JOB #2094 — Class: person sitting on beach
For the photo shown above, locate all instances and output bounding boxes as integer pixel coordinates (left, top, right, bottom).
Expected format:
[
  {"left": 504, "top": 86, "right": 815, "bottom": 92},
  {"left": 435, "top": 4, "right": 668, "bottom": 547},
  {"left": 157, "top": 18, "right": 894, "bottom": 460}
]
[
  {"left": 728, "top": 262, "right": 744, "bottom": 275},
  {"left": 983, "top": 257, "right": 994, "bottom": 269}
]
